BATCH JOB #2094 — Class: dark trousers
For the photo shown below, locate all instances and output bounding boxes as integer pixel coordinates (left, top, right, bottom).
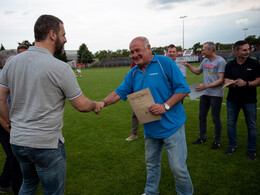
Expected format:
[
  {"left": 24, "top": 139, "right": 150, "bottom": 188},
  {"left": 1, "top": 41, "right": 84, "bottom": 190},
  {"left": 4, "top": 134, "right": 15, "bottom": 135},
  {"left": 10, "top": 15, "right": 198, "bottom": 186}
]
[
  {"left": 0, "top": 125, "right": 22, "bottom": 195},
  {"left": 131, "top": 110, "right": 139, "bottom": 135},
  {"left": 199, "top": 95, "right": 223, "bottom": 143}
]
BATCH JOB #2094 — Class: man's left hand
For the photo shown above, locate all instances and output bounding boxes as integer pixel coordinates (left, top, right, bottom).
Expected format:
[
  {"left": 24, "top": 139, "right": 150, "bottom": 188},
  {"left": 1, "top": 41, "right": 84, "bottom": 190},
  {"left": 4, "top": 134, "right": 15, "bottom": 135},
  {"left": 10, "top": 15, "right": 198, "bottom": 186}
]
[{"left": 235, "top": 78, "right": 247, "bottom": 87}]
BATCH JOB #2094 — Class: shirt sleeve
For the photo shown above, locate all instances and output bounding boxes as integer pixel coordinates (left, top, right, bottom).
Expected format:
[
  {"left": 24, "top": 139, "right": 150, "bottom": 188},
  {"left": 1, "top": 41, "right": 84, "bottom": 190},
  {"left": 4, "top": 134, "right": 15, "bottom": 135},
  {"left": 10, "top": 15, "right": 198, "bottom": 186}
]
[
  {"left": 224, "top": 62, "right": 232, "bottom": 79},
  {"left": 0, "top": 61, "right": 10, "bottom": 88},
  {"left": 254, "top": 60, "right": 260, "bottom": 78},
  {"left": 59, "top": 66, "right": 82, "bottom": 100},
  {"left": 115, "top": 70, "right": 133, "bottom": 101},
  {"left": 218, "top": 57, "right": 227, "bottom": 73}
]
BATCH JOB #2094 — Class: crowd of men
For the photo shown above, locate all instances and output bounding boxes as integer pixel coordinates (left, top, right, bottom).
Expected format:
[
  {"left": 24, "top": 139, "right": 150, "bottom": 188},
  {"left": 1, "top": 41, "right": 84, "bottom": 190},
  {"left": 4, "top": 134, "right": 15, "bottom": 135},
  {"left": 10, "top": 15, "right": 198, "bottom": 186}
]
[{"left": 0, "top": 14, "right": 259, "bottom": 195}]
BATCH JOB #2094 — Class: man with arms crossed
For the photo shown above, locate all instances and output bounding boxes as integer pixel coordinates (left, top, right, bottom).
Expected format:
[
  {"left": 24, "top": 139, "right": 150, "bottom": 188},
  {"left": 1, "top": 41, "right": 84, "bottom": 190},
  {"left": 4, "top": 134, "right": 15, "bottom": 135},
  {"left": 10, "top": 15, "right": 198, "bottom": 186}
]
[
  {"left": 0, "top": 15, "right": 102, "bottom": 194},
  {"left": 101, "top": 36, "right": 193, "bottom": 195},
  {"left": 224, "top": 40, "right": 260, "bottom": 160},
  {"left": 182, "top": 42, "right": 226, "bottom": 149}
]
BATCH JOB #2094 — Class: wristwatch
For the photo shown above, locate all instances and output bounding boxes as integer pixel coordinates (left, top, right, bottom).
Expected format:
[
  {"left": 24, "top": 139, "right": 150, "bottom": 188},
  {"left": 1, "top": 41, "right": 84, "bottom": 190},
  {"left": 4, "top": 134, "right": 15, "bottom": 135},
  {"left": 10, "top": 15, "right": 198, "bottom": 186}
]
[{"left": 164, "top": 103, "right": 170, "bottom": 111}]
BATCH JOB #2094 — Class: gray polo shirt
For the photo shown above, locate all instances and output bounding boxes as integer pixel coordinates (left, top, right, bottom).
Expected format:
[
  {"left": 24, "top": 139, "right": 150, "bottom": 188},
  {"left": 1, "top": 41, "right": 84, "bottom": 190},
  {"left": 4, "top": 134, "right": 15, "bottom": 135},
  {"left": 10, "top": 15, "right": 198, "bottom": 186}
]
[{"left": 0, "top": 46, "right": 81, "bottom": 148}]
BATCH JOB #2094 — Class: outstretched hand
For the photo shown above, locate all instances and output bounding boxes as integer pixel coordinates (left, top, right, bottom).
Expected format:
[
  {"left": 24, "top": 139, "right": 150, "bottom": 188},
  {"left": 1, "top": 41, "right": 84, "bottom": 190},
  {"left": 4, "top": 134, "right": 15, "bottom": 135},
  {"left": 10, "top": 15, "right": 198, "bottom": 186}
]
[
  {"left": 180, "top": 60, "right": 188, "bottom": 67},
  {"left": 94, "top": 101, "right": 105, "bottom": 115}
]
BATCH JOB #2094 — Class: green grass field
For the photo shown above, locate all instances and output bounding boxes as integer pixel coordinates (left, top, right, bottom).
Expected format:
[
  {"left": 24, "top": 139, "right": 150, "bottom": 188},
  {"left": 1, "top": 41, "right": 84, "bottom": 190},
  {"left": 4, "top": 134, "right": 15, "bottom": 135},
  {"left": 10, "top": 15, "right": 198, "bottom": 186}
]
[{"left": 0, "top": 65, "right": 260, "bottom": 194}]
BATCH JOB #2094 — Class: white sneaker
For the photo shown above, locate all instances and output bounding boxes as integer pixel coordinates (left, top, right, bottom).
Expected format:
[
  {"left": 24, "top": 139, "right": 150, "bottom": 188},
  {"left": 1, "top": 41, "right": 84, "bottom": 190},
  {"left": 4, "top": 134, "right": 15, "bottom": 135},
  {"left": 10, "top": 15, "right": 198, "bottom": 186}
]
[{"left": 126, "top": 134, "right": 138, "bottom": 141}]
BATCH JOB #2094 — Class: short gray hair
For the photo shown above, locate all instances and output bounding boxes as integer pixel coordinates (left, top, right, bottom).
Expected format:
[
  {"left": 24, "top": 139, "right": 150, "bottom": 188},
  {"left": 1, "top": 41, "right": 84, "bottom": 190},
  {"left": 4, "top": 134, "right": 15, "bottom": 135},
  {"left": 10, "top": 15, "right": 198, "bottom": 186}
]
[
  {"left": 204, "top": 42, "right": 216, "bottom": 52},
  {"left": 0, "top": 49, "right": 17, "bottom": 69}
]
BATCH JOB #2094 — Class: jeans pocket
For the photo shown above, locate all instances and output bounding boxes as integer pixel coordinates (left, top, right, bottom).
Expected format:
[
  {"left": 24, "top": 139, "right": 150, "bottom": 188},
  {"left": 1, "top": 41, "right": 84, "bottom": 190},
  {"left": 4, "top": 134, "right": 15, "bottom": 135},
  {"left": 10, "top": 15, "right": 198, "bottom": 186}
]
[{"left": 35, "top": 149, "right": 56, "bottom": 170}]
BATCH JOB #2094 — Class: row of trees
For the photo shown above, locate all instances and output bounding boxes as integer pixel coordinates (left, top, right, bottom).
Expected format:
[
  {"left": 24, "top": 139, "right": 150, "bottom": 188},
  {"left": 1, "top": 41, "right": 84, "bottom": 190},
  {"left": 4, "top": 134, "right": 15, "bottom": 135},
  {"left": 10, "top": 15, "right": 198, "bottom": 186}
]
[
  {"left": 93, "top": 49, "right": 130, "bottom": 61},
  {"left": 1, "top": 35, "right": 259, "bottom": 64},
  {"left": 192, "top": 35, "right": 260, "bottom": 53},
  {"left": 92, "top": 35, "right": 260, "bottom": 59},
  {"left": 77, "top": 46, "right": 131, "bottom": 65}
]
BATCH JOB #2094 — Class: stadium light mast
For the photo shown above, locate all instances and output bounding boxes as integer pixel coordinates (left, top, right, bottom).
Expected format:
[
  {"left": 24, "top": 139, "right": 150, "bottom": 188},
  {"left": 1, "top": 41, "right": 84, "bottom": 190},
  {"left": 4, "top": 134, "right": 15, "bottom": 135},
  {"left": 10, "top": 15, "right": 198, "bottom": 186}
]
[
  {"left": 180, "top": 16, "right": 187, "bottom": 50},
  {"left": 243, "top": 28, "right": 249, "bottom": 39}
]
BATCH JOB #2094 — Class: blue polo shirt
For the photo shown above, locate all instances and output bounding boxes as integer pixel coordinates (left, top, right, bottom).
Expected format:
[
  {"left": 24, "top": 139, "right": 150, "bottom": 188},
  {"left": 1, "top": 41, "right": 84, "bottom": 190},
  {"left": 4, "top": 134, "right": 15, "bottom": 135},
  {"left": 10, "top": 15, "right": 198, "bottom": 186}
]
[{"left": 115, "top": 53, "right": 190, "bottom": 139}]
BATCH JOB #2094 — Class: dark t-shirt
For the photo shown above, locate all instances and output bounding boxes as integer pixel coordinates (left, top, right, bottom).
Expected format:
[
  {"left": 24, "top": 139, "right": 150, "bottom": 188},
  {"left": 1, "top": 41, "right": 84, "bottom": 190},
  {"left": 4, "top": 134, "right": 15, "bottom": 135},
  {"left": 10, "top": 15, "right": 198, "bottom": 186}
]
[{"left": 224, "top": 57, "right": 260, "bottom": 103}]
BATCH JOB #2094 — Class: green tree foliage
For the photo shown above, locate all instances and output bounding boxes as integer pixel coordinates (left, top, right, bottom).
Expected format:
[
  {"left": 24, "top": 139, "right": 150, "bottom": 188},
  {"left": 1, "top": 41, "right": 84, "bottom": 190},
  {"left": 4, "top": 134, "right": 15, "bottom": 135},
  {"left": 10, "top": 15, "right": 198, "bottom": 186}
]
[
  {"left": 94, "top": 49, "right": 130, "bottom": 61},
  {"left": 0, "top": 44, "right": 5, "bottom": 51},
  {"left": 176, "top": 46, "right": 183, "bottom": 51},
  {"left": 192, "top": 42, "right": 202, "bottom": 54},
  {"left": 94, "top": 50, "right": 112, "bottom": 61},
  {"left": 245, "top": 35, "right": 260, "bottom": 51},
  {"left": 152, "top": 46, "right": 167, "bottom": 55},
  {"left": 121, "top": 49, "right": 130, "bottom": 57},
  {"left": 77, "top": 43, "right": 94, "bottom": 66},
  {"left": 215, "top": 42, "right": 233, "bottom": 50}
]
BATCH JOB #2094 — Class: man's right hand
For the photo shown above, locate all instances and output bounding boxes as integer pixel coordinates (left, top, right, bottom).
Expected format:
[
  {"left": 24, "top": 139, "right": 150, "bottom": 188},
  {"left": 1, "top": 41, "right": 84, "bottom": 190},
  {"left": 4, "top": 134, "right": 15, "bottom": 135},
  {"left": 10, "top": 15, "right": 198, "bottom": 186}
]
[{"left": 180, "top": 60, "right": 189, "bottom": 67}]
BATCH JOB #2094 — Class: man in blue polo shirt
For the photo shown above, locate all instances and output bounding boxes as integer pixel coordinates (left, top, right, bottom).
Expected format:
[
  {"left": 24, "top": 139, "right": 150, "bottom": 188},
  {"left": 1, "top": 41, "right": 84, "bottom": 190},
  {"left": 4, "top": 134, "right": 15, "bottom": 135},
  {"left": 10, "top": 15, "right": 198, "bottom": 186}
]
[{"left": 100, "top": 36, "right": 193, "bottom": 195}]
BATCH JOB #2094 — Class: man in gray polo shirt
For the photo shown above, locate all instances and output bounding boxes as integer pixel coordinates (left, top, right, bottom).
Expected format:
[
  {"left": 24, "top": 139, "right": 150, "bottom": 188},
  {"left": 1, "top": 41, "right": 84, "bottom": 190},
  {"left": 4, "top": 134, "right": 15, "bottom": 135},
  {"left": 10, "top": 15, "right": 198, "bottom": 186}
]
[{"left": 0, "top": 15, "right": 102, "bottom": 194}]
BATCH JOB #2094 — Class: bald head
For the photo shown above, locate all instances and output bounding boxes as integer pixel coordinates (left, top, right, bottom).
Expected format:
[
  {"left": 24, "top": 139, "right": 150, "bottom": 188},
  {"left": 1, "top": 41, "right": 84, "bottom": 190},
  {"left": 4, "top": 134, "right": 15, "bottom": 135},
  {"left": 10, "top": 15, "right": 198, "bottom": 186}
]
[{"left": 130, "top": 36, "right": 150, "bottom": 48}]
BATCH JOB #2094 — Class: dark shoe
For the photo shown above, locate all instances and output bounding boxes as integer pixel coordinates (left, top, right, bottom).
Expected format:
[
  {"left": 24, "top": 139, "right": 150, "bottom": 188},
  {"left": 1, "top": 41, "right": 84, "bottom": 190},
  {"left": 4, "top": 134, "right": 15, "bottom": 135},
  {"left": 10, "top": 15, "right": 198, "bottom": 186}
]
[
  {"left": 248, "top": 151, "right": 256, "bottom": 160},
  {"left": 225, "top": 147, "right": 236, "bottom": 155},
  {"left": 211, "top": 142, "right": 221, "bottom": 149},
  {"left": 192, "top": 138, "right": 206, "bottom": 144}
]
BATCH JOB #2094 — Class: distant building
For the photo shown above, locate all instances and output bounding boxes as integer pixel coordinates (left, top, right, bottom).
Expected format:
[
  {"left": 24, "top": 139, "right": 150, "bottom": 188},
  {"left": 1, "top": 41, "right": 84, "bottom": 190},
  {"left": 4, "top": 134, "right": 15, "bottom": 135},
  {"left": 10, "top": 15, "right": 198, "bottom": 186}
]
[
  {"left": 66, "top": 50, "right": 77, "bottom": 68},
  {"left": 66, "top": 50, "right": 77, "bottom": 61}
]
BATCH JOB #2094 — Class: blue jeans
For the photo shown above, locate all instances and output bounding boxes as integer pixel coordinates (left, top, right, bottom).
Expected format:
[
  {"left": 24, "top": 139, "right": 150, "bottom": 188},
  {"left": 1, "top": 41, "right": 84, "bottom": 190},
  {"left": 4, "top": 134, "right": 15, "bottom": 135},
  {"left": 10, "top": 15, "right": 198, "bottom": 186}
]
[
  {"left": 11, "top": 141, "right": 66, "bottom": 195},
  {"left": 199, "top": 95, "right": 223, "bottom": 143},
  {"left": 144, "top": 124, "right": 193, "bottom": 195},
  {"left": 227, "top": 101, "right": 258, "bottom": 151}
]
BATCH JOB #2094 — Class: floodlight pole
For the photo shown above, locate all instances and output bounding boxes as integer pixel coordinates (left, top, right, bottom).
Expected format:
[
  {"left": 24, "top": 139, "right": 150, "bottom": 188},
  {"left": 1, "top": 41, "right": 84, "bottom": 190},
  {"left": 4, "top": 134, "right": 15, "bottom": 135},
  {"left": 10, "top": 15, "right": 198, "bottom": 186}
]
[
  {"left": 180, "top": 16, "right": 187, "bottom": 50},
  {"left": 243, "top": 28, "right": 249, "bottom": 39}
]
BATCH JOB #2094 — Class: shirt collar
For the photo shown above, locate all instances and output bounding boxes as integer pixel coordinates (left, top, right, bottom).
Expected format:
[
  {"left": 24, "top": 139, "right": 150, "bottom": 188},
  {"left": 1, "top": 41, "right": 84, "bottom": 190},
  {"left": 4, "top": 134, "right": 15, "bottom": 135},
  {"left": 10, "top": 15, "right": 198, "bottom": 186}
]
[
  {"left": 28, "top": 46, "right": 53, "bottom": 56},
  {"left": 151, "top": 52, "right": 158, "bottom": 62}
]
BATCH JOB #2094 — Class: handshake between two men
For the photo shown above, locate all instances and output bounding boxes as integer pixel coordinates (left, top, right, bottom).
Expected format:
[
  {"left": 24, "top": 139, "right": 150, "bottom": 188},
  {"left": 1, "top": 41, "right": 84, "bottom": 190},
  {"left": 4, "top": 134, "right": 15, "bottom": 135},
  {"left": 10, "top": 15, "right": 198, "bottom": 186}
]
[
  {"left": 69, "top": 91, "right": 121, "bottom": 115},
  {"left": 70, "top": 90, "right": 180, "bottom": 116}
]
